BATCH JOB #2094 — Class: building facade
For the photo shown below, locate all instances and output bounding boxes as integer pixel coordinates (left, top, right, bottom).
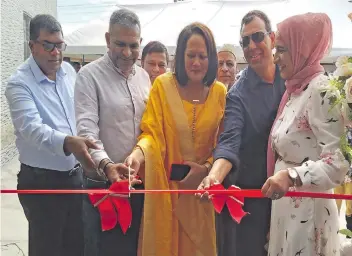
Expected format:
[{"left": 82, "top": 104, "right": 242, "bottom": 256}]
[{"left": 1, "top": 0, "right": 57, "bottom": 165}]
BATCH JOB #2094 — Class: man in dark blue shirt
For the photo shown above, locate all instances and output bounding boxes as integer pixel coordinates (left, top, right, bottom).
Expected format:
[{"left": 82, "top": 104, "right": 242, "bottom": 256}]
[{"left": 198, "top": 10, "right": 286, "bottom": 256}]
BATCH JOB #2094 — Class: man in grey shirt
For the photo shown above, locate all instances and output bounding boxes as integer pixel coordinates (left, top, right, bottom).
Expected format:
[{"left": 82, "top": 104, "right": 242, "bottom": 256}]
[{"left": 74, "top": 9, "right": 150, "bottom": 256}]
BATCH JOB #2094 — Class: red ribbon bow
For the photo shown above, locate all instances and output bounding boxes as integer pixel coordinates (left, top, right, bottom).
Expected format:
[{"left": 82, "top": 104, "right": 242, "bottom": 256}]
[
  {"left": 88, "top": 181, "right": 132, "bottom": 233},
  {"left": 206, "top": 184, "right": 249, "bottom": 224}
]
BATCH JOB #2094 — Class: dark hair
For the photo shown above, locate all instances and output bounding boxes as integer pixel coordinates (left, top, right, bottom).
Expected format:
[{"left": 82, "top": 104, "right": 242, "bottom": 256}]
[
  {"left": 240, "top": 10, "right": 272, "bottom": 33},
  {"left": 173, "top": 22, "right": 218, "bottom": 87},
  {"left": 29, "top": 14, "right": 62, "bottom": 41},
  {"left": 109, "top": 8, "right": 141, "bottom": 32},
  {"left": 141, "top": 41, "right": 169, "bottom": 64},
  {"left": 72, "top": 62, "right": 81, "bottom": 66}
]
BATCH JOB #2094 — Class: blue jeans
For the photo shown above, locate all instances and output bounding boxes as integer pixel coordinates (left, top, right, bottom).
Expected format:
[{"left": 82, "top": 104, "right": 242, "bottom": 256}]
[{"left": 82, "top": 176, "right": 144, "bottom": 256}]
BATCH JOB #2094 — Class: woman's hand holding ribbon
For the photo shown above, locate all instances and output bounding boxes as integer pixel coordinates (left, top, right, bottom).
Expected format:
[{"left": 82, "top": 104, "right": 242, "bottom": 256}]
[{"left": 261, "top": 169, "right": 293, "bottom": 200}]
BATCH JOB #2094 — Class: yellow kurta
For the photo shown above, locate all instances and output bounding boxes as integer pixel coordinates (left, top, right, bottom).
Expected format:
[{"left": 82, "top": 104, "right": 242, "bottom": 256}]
[
  {"left": 137, "top": 72, "right": 226, "bottom": 256},
  {"left": 335, "top": 178, "right": 352, "bottom": 216}
]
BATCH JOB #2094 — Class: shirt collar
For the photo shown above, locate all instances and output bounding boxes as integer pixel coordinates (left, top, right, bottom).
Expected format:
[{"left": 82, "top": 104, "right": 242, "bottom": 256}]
[
  {"left": 29, "top": 55, "right": 66, "bottom": 84},
  {"left": 247, "top": 64, "right": 281, "bottom": 86}
]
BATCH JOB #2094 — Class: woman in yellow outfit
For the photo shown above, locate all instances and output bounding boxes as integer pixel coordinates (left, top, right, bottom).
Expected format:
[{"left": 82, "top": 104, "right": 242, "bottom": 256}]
[{"left": 125, "top": 22, "right": 226, "bottom": 256}]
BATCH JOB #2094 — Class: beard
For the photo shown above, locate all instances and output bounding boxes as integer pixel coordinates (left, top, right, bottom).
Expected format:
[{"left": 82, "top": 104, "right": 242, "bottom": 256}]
[{"left": 108, "top": 52, "right": 136, "bottom": 73}]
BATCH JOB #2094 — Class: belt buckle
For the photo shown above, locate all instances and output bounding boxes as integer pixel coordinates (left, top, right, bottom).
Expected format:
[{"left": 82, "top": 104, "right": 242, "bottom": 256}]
[{"left": 69, "top": 164, "right": 81, "bottom": 177}]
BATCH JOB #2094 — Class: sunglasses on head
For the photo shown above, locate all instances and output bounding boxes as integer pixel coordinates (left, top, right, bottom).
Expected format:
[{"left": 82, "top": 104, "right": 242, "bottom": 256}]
[
  {"left": 240, "top": 31, "right": 271, "bottom": 48},
  {"left": 35, "top": 40, "right": 67, "bottom": 52}
]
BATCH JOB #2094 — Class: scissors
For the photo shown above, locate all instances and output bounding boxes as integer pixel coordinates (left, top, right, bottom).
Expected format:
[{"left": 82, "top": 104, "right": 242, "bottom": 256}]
[{"left": 128, "top": 165, "right": 132, "bottom": 198}]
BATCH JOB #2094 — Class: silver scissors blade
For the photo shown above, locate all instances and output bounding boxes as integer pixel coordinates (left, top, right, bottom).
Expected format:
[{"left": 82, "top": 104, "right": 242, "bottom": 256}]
[{"left": 128, "top": 165, "right": 131, "bottom": 198}]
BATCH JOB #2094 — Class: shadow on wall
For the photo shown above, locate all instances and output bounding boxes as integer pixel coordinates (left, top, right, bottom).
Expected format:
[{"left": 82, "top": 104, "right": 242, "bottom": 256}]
[{"left": 1, "top": 107, "right": 18, "bottom": 166}]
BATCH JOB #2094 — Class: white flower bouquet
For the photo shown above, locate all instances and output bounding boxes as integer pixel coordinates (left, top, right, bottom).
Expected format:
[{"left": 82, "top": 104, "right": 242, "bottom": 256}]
[
  {"left": 323, "top": 56, "right": 352, "bottom": 163},
  {"left": 329, "top": 57, "right": 352, "bottom": 253}
]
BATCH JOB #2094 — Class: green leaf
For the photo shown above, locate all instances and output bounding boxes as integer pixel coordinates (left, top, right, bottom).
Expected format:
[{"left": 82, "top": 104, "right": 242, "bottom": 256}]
[
  {"left": 328, "top": 95, "right": 338, "bottom": 105},
  {"left": 340, "top": 135, "right": 352, "bottom": 163},
  {"left": 329, "top": 78, "right": 345, "bottom": 91},
  {"left": 348, "top": 56, "right": 352, "bottom": 63},
  {"left": 339, "top": 229, "right": 352, "bottom": 237}
]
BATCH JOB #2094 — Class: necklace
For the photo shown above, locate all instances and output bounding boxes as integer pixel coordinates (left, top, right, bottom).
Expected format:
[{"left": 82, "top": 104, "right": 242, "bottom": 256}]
[
  {"left": 191, "top": 99, "right": 200, "bottom": 142},
  {"left": 179, "top": 85, "right": 206, "bottom": 142}
]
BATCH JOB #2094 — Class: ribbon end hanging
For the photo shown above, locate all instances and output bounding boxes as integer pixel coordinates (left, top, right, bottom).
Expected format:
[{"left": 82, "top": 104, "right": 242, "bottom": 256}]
[
  {"left": 110, "top": 181, "right": 133, "bottom": 234},
  {"left": 226, "top": 196, "right": 249, "bottom": 224},
  {"left": 88, "top": 194, "right": 118, "bottom": 231},
  {"left": 208, "top": 183, "right": 227, "bottom": 213},
  {"left": 112, "top": 197, "right": 132, "bottom": 234}
]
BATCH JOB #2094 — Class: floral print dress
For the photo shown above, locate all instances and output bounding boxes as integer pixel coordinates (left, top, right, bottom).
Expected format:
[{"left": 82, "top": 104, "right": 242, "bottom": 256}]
[{"left": 268, "top": 74, "right": 349, "bottom": 256}]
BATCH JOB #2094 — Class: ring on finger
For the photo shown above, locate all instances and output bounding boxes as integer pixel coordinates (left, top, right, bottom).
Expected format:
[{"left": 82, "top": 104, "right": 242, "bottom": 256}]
[{"left": 271, "top": 192, "right": 281, "bottom": 200}]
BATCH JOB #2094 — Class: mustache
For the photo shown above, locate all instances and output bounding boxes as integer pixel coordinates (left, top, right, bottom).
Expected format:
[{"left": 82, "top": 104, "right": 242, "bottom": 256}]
[{"left": 119, "top": 56, "right": 134, "bottom": 61}]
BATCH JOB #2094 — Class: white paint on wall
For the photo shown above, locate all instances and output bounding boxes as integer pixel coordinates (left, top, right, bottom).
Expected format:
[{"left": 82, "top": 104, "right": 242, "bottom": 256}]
[{"left": 1, "top": 0, "right": 57, "bottom": 165}]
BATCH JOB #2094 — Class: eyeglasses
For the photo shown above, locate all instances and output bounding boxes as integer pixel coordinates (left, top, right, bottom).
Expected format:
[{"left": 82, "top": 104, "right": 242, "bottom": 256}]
[
  {"left": 35, "top": 40, "right": 67, "bottom": 52},
  {"left": 240, "top": 31, "right": 271, "bottom": 48}
]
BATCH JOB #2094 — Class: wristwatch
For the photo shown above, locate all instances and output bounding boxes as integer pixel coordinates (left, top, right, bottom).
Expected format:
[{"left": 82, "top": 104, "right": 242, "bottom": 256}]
[{"left": 287, "top": 168, "right": 299, "bottom": 188}]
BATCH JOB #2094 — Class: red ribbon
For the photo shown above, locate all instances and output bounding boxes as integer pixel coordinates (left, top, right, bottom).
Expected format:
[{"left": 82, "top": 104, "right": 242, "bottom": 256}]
[
  {"left": 2, "top": 189, "right": 352, "bottom": 199},
  {"left": 206, "top": 184, "right": 249, "bottom": 223},
  {"left": 88, "top": 181, "right": 132, "bottom": 233},
  {"left": 2, "top": 185, "right": 352, "bottom": 231}
]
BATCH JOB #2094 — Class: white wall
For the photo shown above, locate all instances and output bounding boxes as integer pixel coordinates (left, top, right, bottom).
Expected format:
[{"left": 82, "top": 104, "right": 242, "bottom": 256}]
[{"left": 1, "top": 0, "right": 57, "bottom": 165}]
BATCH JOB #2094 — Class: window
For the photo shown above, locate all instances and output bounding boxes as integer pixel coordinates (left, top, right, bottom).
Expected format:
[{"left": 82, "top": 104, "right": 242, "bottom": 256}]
[{"left": 23, "top": 12, "right": 32, "bottom": 60}]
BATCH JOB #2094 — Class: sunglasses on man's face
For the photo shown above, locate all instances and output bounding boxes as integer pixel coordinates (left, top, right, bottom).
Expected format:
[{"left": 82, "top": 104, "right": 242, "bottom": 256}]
[
  {"left": 240, "top": 31, "right": 271, "bottom": 48},
  {"left": 35, "top": 40, "right": 67, "bottom": 52}
]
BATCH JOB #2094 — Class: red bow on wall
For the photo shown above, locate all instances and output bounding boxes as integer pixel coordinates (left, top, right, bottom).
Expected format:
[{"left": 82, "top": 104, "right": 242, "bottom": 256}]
[
  {"left": 206, "top": 184, "right": 249, "bottom": 223},
  {"left": 88, "top": 181, "right": 132, "bottom": 234}
]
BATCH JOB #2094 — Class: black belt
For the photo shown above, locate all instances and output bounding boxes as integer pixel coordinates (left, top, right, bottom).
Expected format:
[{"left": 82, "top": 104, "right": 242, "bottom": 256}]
[{"left": 21, "top": 163, "right": 81, "bottom": 177}]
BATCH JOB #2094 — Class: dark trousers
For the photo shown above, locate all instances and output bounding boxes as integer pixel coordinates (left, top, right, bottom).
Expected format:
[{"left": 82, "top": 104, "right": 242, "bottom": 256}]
[
  {"left": 82, "top": 176, "right": 144, "bottom": 256},
  {"left": 347, "top": 215, "right": 352, "bottom": 238},
  {"left": 216, "top": 198, "right": 271, "bottom": 256},
  {"left": 17, "top": 164, "right": 84, "bottom": 256}
]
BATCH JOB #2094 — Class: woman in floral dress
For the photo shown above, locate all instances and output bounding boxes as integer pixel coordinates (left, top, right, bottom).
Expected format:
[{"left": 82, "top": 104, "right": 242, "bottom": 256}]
[{"left": 262, "top": 13, "right": 350, "bottom": 256}]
